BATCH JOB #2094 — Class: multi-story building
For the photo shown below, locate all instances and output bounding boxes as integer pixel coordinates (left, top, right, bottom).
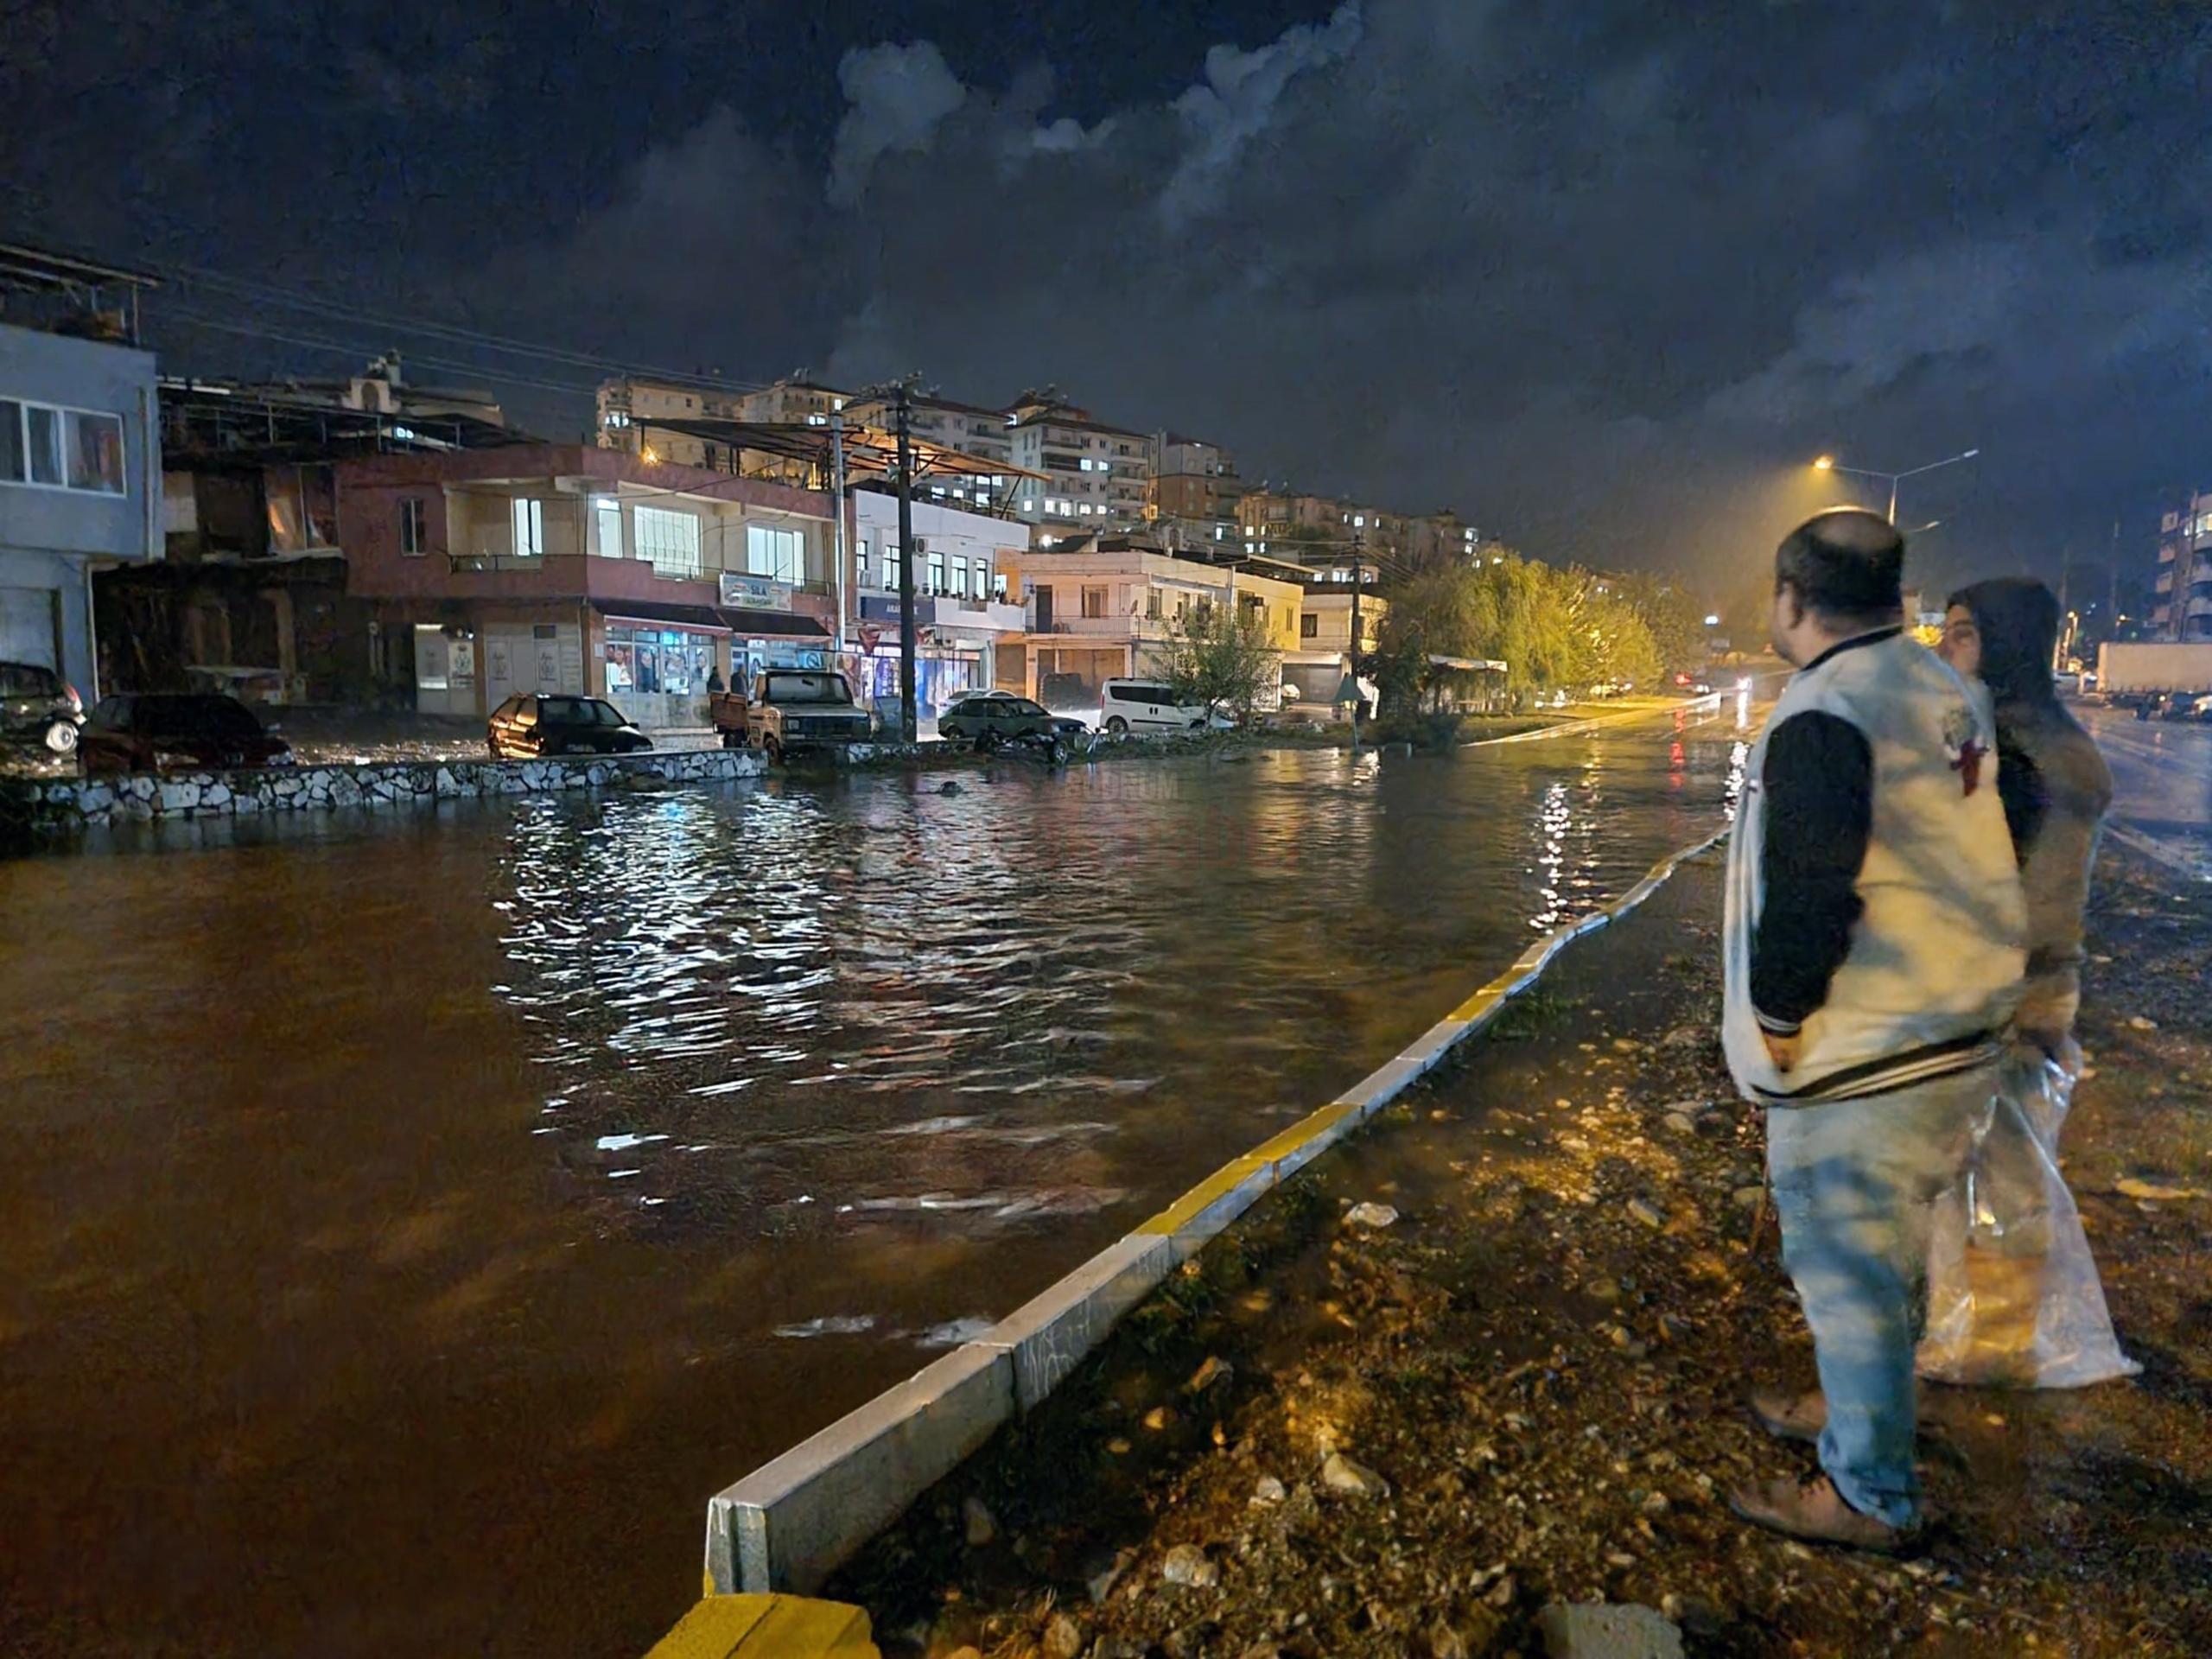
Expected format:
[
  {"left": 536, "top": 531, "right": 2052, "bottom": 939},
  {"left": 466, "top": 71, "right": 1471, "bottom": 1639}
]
[
  {"left": 0, "top": 242, "right": 163, "bottom": 696},
  {"left": 340, "top": 443, "right": 837, "bottom": 728},
  {"left": 595, "top": 374, "right": 764, "bottom": 471},
  {"left": 1001, "top": 537, "right": 1303, "bottom": 706},
  {"left": 1006, "top": 391, "right": 1152, "bottom": 537},
  {"left": 847, "top": 486, "right": 1027, "bottom": 719},
  {"left": 2153, "top": 493, "right": 2212, "bottom": 641},
  {"left": 1147, "top": 434, "right": 1243, "bottom": 550},
  {"left": 1286, "top": 587, "right": 1389, "bottom": 707},
  {"left": 1404, "top": 509, "right": 1481, "bottom": 569}
]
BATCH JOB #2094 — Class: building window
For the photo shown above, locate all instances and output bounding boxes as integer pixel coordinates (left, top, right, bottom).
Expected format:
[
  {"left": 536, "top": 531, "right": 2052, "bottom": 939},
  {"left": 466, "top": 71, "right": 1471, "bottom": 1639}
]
[
  {"left": 855, "top": 537, "right": 870, "bottom": 589},
  {"left": 1301, "top": 613, "right": 1319, "bottom": 639},
  {"left": 950, "top": 556, "right": 968, "bottom": 598},
  {"left": 926, "top": 549, "right": 945, "bottom": 594},
  {"left": 746, "top": 524, "right": 804, "bottom": 583},
  {"left": 0, "top": 399, "right": 124, "bottom": 494},
  {"left": 399, "top": 496, "right": 428, "bottom": 556},
  {"left": 992, "top": 570, "right": 1008, "bottom": 601},
  {"left": 637, "top": 505, "right": 702, "bottom": 576},
  {"left": 594, "top": 497, "right": 623, "bottom": 558},
  {"left": 882, "top": 541, "right": 903, "bottom": 590},
  {"left": 1146, "top": 590, "right": 1162, "bottom": 620},
  {"left": 511, "top": 496, "right": 544, "bottom": 557},
  {"left": 1082, "top": 586, "right": 1108, "bottom": 619}
]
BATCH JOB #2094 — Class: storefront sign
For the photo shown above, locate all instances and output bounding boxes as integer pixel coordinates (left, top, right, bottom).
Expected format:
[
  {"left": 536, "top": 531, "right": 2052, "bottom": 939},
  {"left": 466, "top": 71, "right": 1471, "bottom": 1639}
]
[
  {"left": 720, "top": 573, "right": 794, "bottom": 611},
  {"left": 449, "top": 638, "right": 476, "bottom": 688}
]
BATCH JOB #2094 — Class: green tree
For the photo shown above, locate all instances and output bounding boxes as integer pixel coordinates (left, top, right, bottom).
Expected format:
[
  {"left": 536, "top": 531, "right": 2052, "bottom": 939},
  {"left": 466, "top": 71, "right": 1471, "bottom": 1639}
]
[{"left": 1158, "top": 601, "right": 1283, "bottom": 721}]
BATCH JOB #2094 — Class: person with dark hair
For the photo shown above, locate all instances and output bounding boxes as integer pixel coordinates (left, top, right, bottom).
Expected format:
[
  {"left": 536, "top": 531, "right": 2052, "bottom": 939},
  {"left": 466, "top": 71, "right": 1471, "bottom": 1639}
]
[
  {"left": 1937, "top": 579, "right": 2112, "bottom": 1049},
  {"left": 1721, "top": 508, "right": 2027, "bottom": 1548},
  {"left": 1925, "top": 578, "right": 2118, "bottom": 1378}
]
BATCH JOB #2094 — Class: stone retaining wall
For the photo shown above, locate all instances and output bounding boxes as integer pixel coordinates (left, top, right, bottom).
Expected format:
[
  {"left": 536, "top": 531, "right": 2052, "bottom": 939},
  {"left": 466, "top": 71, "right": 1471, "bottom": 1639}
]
[{"left": 0, "top": 747, "right": 766, "bottom": 830}]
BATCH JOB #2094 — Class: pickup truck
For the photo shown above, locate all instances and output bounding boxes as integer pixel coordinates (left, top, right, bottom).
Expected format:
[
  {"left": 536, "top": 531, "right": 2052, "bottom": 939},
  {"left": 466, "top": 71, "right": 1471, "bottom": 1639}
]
[{"left": 711, "top": 669, "right": 874, "bottom": 760}]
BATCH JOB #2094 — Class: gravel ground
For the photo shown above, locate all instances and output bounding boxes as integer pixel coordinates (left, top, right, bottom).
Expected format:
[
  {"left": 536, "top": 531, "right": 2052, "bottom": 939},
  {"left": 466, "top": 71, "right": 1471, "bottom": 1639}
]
[{"left": 834, "top": 846, "right": 2212, "bottom": 1657}]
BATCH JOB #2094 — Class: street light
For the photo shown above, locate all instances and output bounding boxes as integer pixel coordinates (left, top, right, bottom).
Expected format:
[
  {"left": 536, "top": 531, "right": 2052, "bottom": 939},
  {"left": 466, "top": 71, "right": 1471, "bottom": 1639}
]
[{"left": 1812, "top": 448, "right": 1980, "bottom": 524}]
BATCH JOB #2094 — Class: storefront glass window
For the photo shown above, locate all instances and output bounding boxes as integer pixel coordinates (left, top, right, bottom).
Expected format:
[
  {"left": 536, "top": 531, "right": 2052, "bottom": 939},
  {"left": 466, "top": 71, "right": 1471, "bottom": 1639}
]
[{"left": 604, "top": 626, "right": 715, "bottom": 696}]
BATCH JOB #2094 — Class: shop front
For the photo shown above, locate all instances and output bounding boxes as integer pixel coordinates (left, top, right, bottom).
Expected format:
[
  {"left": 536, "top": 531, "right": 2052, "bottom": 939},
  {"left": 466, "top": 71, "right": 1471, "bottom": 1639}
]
[
  {"left": 591, "top": 600, "right": 729, "bottom": 730},
  {"left": 720, "top": 572, "right": 836, "bottom": 693}
]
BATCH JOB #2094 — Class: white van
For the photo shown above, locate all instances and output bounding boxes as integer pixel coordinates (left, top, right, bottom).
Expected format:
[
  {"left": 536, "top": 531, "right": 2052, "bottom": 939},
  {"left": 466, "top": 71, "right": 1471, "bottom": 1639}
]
[{"left": 1099, "top": 678, "right": 1209, "bottom": 734}]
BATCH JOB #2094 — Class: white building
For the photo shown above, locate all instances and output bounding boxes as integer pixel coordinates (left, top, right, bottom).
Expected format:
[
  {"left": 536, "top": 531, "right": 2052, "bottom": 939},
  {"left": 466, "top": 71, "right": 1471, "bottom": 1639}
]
[
  {"left": 848, "top": 487, "right": 1027, "bottom": 720},
  {"left": 1006, "top": 393, "right": 1152, "bottom": 537}
]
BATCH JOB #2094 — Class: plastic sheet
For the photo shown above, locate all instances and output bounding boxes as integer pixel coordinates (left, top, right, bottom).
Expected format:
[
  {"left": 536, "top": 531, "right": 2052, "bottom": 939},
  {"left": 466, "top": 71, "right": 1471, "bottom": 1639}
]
[{"left": 1918, "top": 1042, "right": 2139, "bottom": 1388}]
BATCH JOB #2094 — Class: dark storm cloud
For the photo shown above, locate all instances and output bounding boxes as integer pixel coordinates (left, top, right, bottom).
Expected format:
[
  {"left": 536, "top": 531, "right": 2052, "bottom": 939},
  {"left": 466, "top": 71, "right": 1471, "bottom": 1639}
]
[{"left": 9, "top": 0, "right": 2209, "bottom": 589}]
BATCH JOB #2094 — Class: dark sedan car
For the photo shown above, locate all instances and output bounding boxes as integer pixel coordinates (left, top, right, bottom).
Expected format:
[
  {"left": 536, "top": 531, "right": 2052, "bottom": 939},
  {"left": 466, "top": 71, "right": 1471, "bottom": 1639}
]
[
  {"left": 79, "top": 693, "right": 294, "bottom": 774},
  {"left": 938, "top": 693, "right": 1089, "bottom": 753},
  {"left": 488, "top": 694, "right": 653, "bottom": 760}
]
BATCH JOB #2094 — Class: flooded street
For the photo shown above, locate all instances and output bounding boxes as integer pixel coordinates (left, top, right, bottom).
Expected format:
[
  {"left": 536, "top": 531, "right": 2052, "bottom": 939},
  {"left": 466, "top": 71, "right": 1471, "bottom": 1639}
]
[{"left": 0, "top": 708, "right": 1747, "bottom": 1656}]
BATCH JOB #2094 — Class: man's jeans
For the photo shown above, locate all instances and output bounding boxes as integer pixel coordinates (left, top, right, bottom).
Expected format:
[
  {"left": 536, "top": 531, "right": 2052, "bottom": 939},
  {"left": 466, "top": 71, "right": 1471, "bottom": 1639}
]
[{"left": 1767, "top": 1065, "right": 1995, "bottom": 1528}]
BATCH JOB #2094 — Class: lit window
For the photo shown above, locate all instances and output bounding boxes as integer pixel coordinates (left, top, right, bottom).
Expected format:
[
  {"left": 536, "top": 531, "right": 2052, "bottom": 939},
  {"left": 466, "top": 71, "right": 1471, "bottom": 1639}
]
[
  {"left": 1021, "top": 499, "right": 1037, "bottom": 512},
  {"left": 0, "top": 399, "right": 124, "bottom": 493},
  {"left": 511, "top": 496, "right": 544, "bottom": 557},
  {"left": 1354, "top": 515, "right": 1365, "bottom": 527},
  {"left": 746, "top": 524, "right": 804, "bottom": 583},
  {"left": 594, "top": 497, "right": 623, "bottom": 557},
  {"left": 806, "top": 414, "right": 828, "bottom": 426},
  {"left": 636, "top": 505, "right": 703, "bottom": 576}
]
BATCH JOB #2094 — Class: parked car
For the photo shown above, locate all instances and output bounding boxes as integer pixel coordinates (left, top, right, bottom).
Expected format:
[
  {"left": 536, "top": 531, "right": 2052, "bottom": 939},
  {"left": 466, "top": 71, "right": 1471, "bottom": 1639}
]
[
  {"left": 2159, "top": 690, "right": 2212, "bottom": 723},
  {"left": 1099, "top": 678, "right": 1209, "bottom": 735},
  {"left": 1039, "top": 671, "right": 1090, "bottom": 710},
  {"left": 738, "top": 670, "right": 874, "bottom": 760},
  {"left": 939, "top": 694, "right": 1088, "bottom": 753},
  {"left": 79, "top": 692, "right": 293, "bottom": 773},
  {"left": 487, "top": 694, "right": 653, "bottom": 760},
  {"left": 1, "top": 660, "right": 85, "bottom": 757}
]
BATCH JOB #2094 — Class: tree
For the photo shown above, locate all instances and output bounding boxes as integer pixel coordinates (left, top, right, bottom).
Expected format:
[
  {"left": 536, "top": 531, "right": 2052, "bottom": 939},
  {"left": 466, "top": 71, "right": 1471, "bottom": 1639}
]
[{"left": 1157, "top": 601, "right": 1283, "bottom": 721}]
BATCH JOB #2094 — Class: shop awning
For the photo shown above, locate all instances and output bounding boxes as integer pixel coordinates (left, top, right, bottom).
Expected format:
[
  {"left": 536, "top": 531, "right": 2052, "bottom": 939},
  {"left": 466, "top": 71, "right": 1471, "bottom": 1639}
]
[
  {"left": 720, "top": 610, "right": 831, "bottom": 638},
  {"left": 590, "top": 598, "right": 732, "bottom": 634}
]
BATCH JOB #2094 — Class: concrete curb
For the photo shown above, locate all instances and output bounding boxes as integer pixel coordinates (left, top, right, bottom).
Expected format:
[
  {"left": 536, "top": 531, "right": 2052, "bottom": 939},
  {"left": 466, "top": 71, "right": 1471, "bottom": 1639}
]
[
  {"left": 700, "top": 826, "right": 1729, "bottom": 1598},
  {"left": 645, "top": 1592, "right": 878, "bottom": 1656}
]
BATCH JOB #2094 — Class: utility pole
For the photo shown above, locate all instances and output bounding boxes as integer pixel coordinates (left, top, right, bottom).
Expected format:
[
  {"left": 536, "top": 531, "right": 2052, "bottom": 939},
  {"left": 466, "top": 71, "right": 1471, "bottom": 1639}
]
[
  {"left": 893, "top": 379, "right": 918, "bottom": 743},
  {"left": 1348, "top": 531, "right": 1363, "bottom": 756},
  {"left": 830, "top": 409, "right": 849, "bottom": 656}
]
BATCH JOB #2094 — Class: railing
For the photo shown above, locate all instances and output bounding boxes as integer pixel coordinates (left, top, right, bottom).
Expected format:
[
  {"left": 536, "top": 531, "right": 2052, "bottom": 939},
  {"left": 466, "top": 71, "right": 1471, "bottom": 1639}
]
[{"left": 448, "top": 551, "right": 543, "bottom": 573}]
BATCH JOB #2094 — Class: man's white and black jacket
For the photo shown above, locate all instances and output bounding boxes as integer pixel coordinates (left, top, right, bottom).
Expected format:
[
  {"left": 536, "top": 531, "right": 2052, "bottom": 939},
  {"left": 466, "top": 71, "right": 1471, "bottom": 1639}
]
[{"left": 1723, "top": 628, "right": 2028, "bottom": 1106}]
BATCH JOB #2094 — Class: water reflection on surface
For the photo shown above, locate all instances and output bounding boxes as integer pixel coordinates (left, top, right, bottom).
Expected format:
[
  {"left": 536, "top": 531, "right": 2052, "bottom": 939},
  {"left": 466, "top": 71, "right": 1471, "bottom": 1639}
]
[{"left": 0, "top": 716, "right": 1743, "bottom": 1656}]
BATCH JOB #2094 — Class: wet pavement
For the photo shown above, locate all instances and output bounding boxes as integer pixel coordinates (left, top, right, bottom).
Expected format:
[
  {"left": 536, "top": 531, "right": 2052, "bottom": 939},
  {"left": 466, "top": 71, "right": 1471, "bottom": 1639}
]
[
  {"left": 2078, "top": 702, "right": 2212, "bottom": 879},
  {"left": 0, "top": 704, "right": 1749, "bottom": 1657}
]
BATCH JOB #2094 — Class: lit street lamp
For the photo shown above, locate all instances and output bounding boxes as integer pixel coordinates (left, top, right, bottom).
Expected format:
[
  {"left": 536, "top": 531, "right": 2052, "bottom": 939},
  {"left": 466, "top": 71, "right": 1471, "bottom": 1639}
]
[{"left": 1813, "top": 448, "right": 1980, "bottom": 525}]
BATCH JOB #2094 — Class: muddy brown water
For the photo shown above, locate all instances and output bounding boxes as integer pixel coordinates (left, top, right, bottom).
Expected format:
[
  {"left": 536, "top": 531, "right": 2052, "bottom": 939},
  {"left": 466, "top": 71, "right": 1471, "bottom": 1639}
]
[{"left": 0, "top": 708, "right": 1750, "bottom": 1656}]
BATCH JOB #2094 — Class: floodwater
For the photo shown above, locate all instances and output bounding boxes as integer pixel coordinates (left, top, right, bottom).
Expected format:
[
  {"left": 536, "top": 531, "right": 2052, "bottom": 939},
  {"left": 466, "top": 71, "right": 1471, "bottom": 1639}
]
[
  {"left": 2078, "top": 702, "right": 2212, "bottom": 878},
  {"left": 0, "top": 705, "right": 1748, "bottom": 1656}
]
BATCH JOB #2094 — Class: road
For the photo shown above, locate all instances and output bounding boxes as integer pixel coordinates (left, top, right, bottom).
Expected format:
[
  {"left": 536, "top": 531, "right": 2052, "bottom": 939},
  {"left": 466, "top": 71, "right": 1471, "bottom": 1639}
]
[
  {"left": 2079, "top": 702, "right": 2212, "bottom": 879},
  {"left": 0, "top": 700, "right": 1750, "bottom": 1658}
]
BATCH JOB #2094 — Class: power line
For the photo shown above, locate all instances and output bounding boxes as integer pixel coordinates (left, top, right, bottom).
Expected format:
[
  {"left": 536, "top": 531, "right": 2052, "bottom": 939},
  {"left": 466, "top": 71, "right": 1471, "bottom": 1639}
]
[
  {"left": 155, "top": 260, "right": 772, "bottom": 394},
  {"left": 156, "top": 308, "right": 607, "bottom": 401}
]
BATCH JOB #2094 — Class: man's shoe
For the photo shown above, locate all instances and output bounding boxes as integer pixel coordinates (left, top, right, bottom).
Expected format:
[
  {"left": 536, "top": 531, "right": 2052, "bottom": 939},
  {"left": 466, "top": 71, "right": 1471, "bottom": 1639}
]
[
  {"left": 1750, "top": 1387, "right": 1827, "bottom": 1445},
  {"left": 1729, "top": 1474, "right": 1914, "bottom": 1553}
]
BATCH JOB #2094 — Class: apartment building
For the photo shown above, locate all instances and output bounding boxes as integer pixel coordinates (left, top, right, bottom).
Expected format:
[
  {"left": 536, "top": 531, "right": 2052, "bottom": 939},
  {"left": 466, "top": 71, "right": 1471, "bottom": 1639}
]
[
  {"left": 0, "top": 243, "right": 162, "bottom": 696},
  {"left": 2154, "top": 492, "right": 2212, "bottom": 641},
  {"left": 1147, "top": 434, "right": 1243, "bottom": 550},
  {"left": 848, "top": 486, "right": 1027, "bottom": 718},
  {"left": 340, "top": 444, "right": 836, "bottom": 728},
  {"left": 1007, "top": 391, "right": 1152, "bottom": 537},
  {"left": 596, "top": 374, "right": 770, "bottom": 471},
  {"left": 1001, "top": 539, "right": 1302, "bottom": 706}
]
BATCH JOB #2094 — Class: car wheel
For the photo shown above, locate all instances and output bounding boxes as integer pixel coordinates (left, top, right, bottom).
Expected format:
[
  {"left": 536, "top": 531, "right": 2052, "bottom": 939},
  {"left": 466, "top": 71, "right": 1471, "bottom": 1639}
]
[
  {"left": 765, "top": 735, "right": 784, "bottom": 764},
  {"left": 1046, "top": 738, "right": 1066, "bottom": 766},
  {"left": 1106, "top": 716, "right": 1128, "bottom": 735},
  {"left": 43, "top": 719, "right": 78, "bottom": 756}
]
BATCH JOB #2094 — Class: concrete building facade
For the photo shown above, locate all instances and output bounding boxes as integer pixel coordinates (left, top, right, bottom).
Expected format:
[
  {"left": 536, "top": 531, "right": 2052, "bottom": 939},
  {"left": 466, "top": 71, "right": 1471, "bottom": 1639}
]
[{"left": 0, "top": 282, "right": 162, "bottom": 695}]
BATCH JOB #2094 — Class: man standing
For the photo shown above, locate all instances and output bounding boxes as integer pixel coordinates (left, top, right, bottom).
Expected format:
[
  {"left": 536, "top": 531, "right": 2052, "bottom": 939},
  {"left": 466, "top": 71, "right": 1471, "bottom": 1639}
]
[{"left": 1723, "top": 509, "right": 2026, "bottom": 1548}]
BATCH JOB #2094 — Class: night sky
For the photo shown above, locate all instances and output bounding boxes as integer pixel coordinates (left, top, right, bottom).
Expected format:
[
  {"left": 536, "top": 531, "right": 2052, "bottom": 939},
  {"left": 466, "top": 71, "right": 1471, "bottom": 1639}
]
[{"left": 6, "top": 1, "right": 2208, "bottom": 603}]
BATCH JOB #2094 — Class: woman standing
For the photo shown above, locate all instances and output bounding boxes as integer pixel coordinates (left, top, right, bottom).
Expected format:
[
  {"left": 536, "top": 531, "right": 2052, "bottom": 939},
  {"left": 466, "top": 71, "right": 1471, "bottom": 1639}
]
[
  {"left": 1938, "top": 579, "right": 2113, "bottom": 1052},
  {"left": 1928, "top": 576, "right": 2131, "bottom": 1386}
]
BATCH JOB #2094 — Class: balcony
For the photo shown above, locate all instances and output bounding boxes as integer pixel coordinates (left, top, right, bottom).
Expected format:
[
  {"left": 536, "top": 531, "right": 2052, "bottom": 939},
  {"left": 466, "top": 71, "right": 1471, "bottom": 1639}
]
[
  {"left": 1027, "top": 611, "right": 1167, "bottom": 640},
  {"left": 2159, "top": 543, "right": 2177, "bottom": 563},
  {"left": 2189, "top": 595, "right": 2212, "bottom": 620},
  {"left": 857, "top": 592, "right": 1027, "bottom": 633},
  {"left": 2157, "top": 571, "right": 2175, "bottom": 594}
]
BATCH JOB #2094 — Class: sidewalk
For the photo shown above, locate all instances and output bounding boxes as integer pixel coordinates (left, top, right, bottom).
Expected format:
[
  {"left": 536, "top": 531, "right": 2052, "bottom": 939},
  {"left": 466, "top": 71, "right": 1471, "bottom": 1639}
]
[{"left": 831, "top": 848, "right": 2212, "bottom": 1656}]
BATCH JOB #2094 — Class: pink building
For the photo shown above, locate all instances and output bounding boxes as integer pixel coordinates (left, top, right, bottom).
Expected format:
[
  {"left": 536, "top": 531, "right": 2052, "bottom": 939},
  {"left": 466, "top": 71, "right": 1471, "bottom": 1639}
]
[{"left": 340, "top": 444, "right": 840, "bottom": 727}]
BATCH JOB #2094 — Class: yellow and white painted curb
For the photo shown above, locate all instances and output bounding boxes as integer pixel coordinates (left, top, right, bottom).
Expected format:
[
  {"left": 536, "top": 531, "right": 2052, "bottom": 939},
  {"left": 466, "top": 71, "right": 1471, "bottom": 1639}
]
[
  {"left": 646, "top": 1592, "right": 878, "bottom": 1657},
  {"left": 699, "top": 829, "right": 1730, "bottom": 1600}
]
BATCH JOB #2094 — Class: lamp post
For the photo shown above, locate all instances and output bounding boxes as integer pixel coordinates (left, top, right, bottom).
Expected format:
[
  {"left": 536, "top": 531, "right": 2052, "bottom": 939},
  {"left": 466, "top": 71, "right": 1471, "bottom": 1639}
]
[{"left": 1814, "top": 448, "right": 1980, "bottom": 525}]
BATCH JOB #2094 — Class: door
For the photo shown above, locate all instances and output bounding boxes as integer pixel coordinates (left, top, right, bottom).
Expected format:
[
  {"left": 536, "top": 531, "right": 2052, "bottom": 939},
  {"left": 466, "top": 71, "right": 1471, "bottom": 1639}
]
[{"left": 1033, "top": 585, "right": 1054, "bottom": 632}]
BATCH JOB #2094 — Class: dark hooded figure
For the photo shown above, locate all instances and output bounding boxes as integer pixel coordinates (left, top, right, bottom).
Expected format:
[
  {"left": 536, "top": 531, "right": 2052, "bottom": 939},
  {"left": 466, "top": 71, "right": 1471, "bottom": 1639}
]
[{"left": 1938, "top": 577, "right": 2113, "bottom": 1049}]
